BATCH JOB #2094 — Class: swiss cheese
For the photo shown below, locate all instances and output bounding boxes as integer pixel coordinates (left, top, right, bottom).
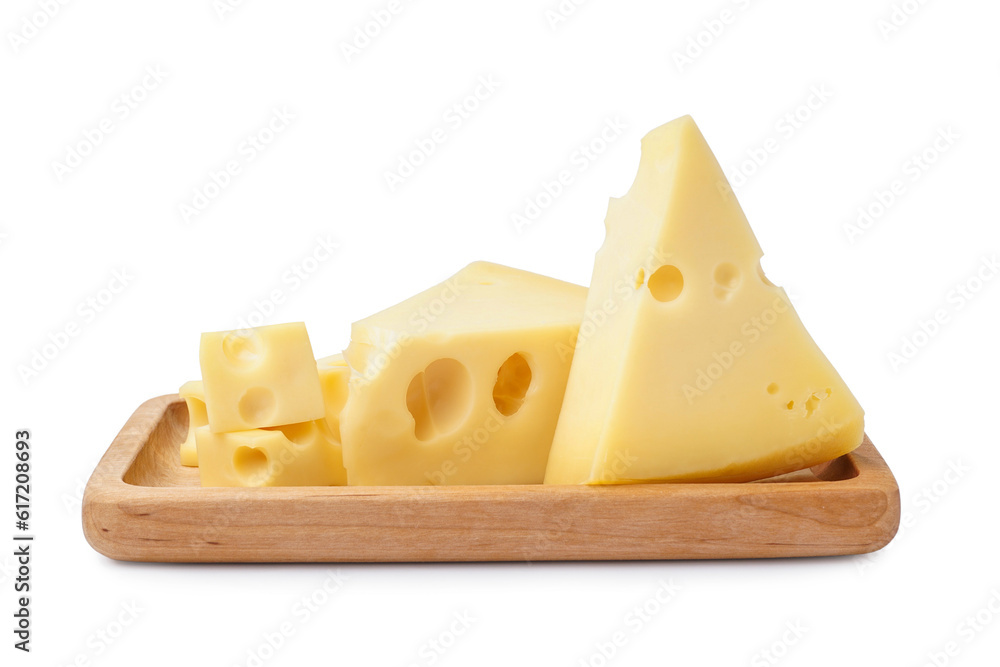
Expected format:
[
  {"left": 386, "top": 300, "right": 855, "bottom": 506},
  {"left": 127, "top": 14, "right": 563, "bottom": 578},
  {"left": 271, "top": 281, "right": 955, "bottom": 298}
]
[
  {"left": 340, "top": 262, "right": 586, "bottom": 485},
  {"left": 199, "top": 322, "right": 324, "bottom": 433},
  {"left": 178, "top": 380, "right": 206, "bottom": 467},
  {"left": 195, "top": 419, "right": 347, "bottom": 487},
  {"left": 317, "top": 354, "right": 350, "bottom": 442}
]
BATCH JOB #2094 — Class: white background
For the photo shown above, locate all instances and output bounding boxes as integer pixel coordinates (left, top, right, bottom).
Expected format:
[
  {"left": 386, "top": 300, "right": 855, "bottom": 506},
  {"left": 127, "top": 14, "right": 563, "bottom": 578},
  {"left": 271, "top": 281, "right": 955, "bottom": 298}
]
[{"left": 2, "top": 0, "right": 999, "bottom": 665}]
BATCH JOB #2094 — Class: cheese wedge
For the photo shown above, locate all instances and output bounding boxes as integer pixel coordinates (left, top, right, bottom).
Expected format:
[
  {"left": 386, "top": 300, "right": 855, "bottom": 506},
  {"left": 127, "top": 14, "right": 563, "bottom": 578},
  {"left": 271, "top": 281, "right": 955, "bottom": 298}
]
[
  {"left": 545, "top": 116, "right": 865, "bottom": 484},
  {"left": 178, "top": 380, "right": 206, "bottom": 467},
  {"left": 340, "top": 261, "right": 587, "bottom": 485}
]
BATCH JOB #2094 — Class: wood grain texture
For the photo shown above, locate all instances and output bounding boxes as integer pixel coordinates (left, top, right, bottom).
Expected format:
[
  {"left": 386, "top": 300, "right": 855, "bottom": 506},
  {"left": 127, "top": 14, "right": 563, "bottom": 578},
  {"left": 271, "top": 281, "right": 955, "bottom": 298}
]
[{"left": 83, "top": 395, "right": 900, "bottom": 562}]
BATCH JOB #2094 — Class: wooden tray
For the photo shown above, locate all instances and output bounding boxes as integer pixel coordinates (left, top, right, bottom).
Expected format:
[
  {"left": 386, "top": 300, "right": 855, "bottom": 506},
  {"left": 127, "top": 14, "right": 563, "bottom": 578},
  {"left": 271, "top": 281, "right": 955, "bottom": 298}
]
[{"left": 83, "top": 395, "right": 900, "bottom": 562}]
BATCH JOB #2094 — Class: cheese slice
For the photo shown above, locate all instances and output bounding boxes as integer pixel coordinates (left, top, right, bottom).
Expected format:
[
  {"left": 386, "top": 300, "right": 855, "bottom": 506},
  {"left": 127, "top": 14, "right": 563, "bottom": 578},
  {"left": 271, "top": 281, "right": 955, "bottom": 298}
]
[
  {"left": 178, "top": 380, "right": 206, "bottom": 467},
  {"left": 545, "top": 116, "right": 865, "bottom": 484},
  {"left": 340, "top": 261, "right": 587, "bottom": 485},
  {"left": 199, "top": 322, "right": 324, "bottom": 433},
  {"left": 195, "top": 419, "right": 347, "bottom": 487}
]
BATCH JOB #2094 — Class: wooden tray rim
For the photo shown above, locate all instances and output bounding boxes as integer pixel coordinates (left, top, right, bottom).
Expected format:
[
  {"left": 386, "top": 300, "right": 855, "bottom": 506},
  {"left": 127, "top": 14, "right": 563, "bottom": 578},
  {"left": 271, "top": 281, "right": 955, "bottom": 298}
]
[{"left": 83, "top": 395, "right": 901, "bottom": 563}]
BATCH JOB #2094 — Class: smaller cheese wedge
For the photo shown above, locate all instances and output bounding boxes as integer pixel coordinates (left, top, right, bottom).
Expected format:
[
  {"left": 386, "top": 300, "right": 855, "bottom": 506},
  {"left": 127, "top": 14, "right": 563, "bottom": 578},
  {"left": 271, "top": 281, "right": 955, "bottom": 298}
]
[
  {"left": 178, "top": 380, "right": 206, "bottom": 467},
  {"left": 199, "top": 322, "right": 324, "bottom": 433},
  {"left": 317, "top": 354, "right": 350, "bottom": 441},
  {"left": 545, "top": 116, "right": 865, "bottom": 484},
  {"left": 341, "top": 262, "right": 587, "bottom": 485},
  {"left": 195, "top": 420, "right": 347, "bottom": 487}
]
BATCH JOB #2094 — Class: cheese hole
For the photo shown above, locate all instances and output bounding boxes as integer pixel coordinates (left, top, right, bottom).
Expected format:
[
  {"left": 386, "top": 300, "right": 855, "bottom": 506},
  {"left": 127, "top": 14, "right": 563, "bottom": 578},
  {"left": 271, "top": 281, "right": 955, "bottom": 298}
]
[
  {"left": 648, "top": 265, "right": 684, "bottom": 302},
  {"left": 713, "top": 263, "right": 741, "bottom": 301},
  {"left": 634, "top": 268, "right": 645, "bottom": 289},
  {"left": 271, "top": 421, "right": 316, "bottom": 448},
  {"left": 493, "top": 353, "right": 532, "bottom": 416},
  {"left": 233, "top": 446, "right": 269, "bottom": 485},
  {"left": 786, "top": 400, "right": 795, "bottom": 410},
  {"left": 223, "top": 331, "right": 262, "bottom": 365},
  {"left": 406, "top": 358, "right": 473, "bottom": 441},
  {"left": 766, "top": 383, "right": 779, "bottom": 395},
  {"left": 805, "top": 389, "right": 833, "bottom": 418},
  {"left": 238, "top": 387, "right": 277, "bottom": 424},
  {"left": 714, "top": 263, "right": 741, "bottom": 289},
  {"left": 756, "top": 260, "right": 777, "bottom": 287}
]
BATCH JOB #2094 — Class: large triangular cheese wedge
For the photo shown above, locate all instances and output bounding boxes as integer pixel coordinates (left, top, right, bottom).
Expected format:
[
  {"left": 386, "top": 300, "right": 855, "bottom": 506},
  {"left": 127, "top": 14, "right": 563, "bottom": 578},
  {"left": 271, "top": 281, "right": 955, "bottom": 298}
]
[{"left": 545, "top": 116, "right": 864, "bottom": 484}]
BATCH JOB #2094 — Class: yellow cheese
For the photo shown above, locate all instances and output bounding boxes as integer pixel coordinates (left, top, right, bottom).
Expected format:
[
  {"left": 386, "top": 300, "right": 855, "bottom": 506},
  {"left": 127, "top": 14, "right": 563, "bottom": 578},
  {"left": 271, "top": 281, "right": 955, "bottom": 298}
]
[
  {"left": 199, "top": 322, "right": 324, "bottom": 433},
  {"left": 340, "top": 261, "right": 586, "bottom": 485},
  {"left": 316, "top": 354, "right": 350, "bottom": 441},
  {"left": 545, "top": 116, "right": 865, "bottom": 484},
  {"left": 195, "top": 419, "right": 347, "bottom": 487},
  {"left": 178, "top": 380, "right": 206, "bottom": 467}
]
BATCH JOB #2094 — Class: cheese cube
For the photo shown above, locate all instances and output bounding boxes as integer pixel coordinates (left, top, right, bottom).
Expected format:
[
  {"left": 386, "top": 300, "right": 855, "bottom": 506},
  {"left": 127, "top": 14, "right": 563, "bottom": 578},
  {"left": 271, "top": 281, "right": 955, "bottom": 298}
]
[
  {"left": 545, "top": 116, "right": 865, "bottom": 484},
  {"left": 340, "top": 262, "right": 587, "bottom": 485},
  {"left": 195, "top": 420, "right": 347, "bottom": 487},
  {"left": 199, "top": 322, "right": 324, "bottom": 433},
  {"left": 317, "top": 354, "right": 350, "bottom": 441},
  {"left": 178, "top": 380, "right": 206, "bottom": 467}
]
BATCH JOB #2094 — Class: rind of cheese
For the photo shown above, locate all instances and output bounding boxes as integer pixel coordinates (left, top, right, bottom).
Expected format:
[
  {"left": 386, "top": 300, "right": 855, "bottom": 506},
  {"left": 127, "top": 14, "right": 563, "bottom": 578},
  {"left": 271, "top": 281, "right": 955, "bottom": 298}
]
[
  {"left": 340, "top": 262, "right": 587, "bottom": 486},
  {"left": 199, "top": 322, "right": 324, "bottom": 433},
  {"left": 178, "top": 380, "right": 206, "bottom": 467},
  {"left": 195, "top": 420, "right": 347, "bottom": 487},
  {"left": 545, "top": 116, "right": 865, "bottom": 485}
]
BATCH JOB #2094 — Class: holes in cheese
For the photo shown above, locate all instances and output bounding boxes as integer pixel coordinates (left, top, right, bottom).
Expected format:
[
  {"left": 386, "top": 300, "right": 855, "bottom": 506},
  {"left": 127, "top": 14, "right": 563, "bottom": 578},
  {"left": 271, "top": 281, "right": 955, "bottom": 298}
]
[
  {"left": 233, "top": 446, "right": 269, "bottom": 485},
  {"left": 492, "top": 353, "right": 532, "bottom": 417},
  {"left": 178, "top": 380, "right": 207, "bottom": 467},
  {"left": 756, "top": 260, "right": 777, "bottom": 287},
  {"left": 274, "top": 419, "right": 320, "bottom": 446},
  {"left": 223, "top": 330, "right": 262, "bottom": 365},
  {"left": 340, "top": 261, "right": 587, "bottom": 485},
  {"left": 544, "top": 115, "right": 865, "bottom": 485},
  {"left": 406, "top": 358, "right": 474, "bottom": 441},
  {"left": 237, "top": 386, "right": 277, "bottom": 424},
  {"left": 199, "top": 322, "right": 324, "bottom": 433},
  {"left": 192, "top": 338, "right": 352, "bottom": 486},
  {"left": 196, "top": 418, "right": 347, "bottom": 487},
  {"left": 804, "top": 388, "right": 832, "bottom": 418},
  {"left": 713, "top": 262, "right": 741, "bottom": 301},
  {"left": 647, "top": 264, "right": 684, "bottom": 302}
]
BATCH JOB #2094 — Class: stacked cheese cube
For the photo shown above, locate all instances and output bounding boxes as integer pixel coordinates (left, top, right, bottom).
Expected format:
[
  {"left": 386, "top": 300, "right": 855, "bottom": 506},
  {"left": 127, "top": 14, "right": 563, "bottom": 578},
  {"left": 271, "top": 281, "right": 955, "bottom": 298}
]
[{"left": 181, "top": 323, "right": 348, "bottom": 487}]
